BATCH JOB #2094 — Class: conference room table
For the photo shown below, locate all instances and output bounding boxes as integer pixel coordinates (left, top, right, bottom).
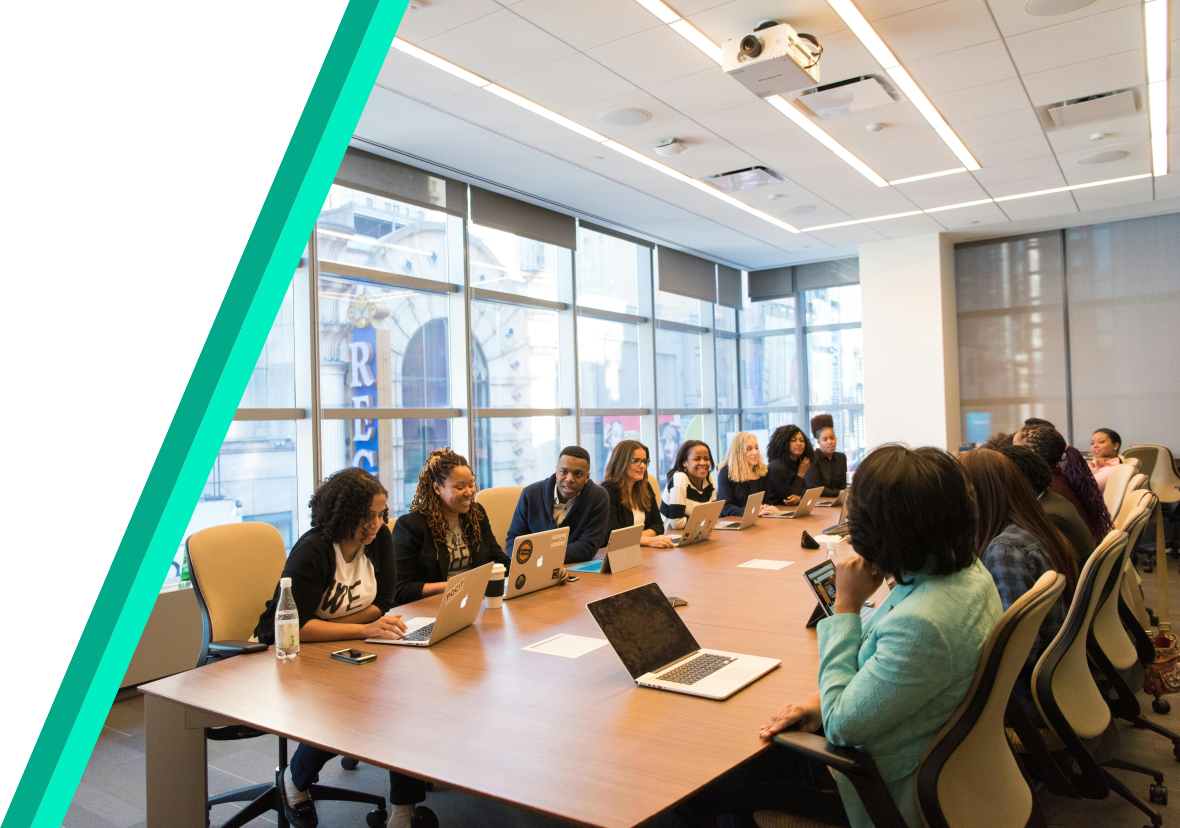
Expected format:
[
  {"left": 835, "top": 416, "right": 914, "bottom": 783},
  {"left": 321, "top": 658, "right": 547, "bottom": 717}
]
[{"left": 141, "top": 505, "right": 869, "bottom": 828}]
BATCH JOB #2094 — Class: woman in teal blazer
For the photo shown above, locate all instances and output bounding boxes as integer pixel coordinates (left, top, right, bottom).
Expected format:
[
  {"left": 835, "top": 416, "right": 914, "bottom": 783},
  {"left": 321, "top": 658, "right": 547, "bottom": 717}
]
[{"left": 681, "top": 445, "right": 1003, "bottom": 828}]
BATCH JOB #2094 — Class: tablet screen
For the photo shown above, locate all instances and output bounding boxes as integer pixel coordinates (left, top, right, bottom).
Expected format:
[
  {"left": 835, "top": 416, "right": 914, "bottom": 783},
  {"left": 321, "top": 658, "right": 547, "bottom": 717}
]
[{"left": 804, "top": 561, "right": 838, "bottom": 617}]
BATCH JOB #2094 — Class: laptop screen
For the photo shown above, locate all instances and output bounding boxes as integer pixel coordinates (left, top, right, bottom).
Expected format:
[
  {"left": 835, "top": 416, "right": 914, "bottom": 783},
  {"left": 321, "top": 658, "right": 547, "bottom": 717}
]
[
  {"left": 804, "top": 561, "right": 838, "bottom": 617},
  {"left": 587, "top": 583, "right": 700, "bottom": 679}
]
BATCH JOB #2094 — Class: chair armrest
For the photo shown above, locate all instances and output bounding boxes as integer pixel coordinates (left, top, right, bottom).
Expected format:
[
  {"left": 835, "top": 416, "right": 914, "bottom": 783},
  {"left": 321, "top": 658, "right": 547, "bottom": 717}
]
[
  {"left": 772, "top": 731, "right": 872, "bottom": 777},
  {"left": 208, "top": 640, "right": 269, "bottom": 659}
]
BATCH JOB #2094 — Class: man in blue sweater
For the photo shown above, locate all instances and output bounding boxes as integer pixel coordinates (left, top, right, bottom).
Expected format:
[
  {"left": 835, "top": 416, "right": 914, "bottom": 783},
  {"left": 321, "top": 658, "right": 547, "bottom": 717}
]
[{"left": 506, "top": 446, "right": 611, "bottom": 564}]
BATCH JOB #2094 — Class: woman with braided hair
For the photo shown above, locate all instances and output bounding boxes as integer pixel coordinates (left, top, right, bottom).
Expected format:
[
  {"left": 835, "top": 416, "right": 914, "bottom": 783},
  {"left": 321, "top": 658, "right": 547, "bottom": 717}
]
[{"left": 1015, "top": 423, "right": 1113, "bottom": 542}]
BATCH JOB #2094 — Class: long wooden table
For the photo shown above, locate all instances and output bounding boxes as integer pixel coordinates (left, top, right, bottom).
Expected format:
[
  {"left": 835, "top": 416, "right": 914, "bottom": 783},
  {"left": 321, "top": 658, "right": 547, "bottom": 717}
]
[{"left": 141, "top": 507, "right": 857, "bottom": 828}]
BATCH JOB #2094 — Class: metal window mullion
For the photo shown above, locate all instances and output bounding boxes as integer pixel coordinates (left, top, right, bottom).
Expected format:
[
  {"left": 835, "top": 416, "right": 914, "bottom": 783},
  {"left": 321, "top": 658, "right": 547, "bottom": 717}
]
[
  {"left": 322, "top": 408, "right": 464, "bottom": 419},
  {"left": 463, "top": 198, "right": 476, "bottom": 459},
  {"left": 308, "top": 229, "right": 323, "bottom": 488},
  {"left": 801, "top": 321, "right": 861, "bottom": 334},
  {"left": 796, "top": 289, "right": 809, "bottom": 429},
  {"left": 566, "top": 223, "right": 581, "bottom": 448},
  {"left": 471, "top": 287, "right": 569, "bottom": 312},
  {"left": 318, "top": 259, "right": 460, "bottom": 295},
  {"left": 233, "top": 408, "right": 307, "bottom": 421},
  {"left": 656, "top": 318, "right": 709, "bottom": 335},
  {"left": 575, "top": 305, "right": 649, "bottom": 325}
]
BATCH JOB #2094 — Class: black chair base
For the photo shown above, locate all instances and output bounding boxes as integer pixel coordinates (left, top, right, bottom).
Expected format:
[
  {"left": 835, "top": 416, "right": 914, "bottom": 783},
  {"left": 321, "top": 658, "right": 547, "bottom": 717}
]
[
  {"left": 208, "top": 775, "right": 386, "bottom": 828},
  {"left": 1103, "top": 768, "right": 1162, "bottom": 828}
]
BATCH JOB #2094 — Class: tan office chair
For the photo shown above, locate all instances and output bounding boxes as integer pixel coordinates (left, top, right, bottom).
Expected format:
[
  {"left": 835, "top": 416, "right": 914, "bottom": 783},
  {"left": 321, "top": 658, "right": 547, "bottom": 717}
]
[
  {"left": 475, "top": 485, "right": 523, "bottom": 550},
  {"left": 649, "top": 473, "right": 664, "bottom": 508},
  {"left": 1102, "top": 464, "right": 1136, "bottom": 520},
  {"left": 1125, "top": 445, "right": 1180, "bottom": 505},
  {"left": 1123, "top": 455, "right": 1141, "bottom": 473},
  {"left": 186, "top": 523, "right": 387, "bottom": 827},
  {"left": 760, "top": 572, "right": 1065, "bottom": 828}
]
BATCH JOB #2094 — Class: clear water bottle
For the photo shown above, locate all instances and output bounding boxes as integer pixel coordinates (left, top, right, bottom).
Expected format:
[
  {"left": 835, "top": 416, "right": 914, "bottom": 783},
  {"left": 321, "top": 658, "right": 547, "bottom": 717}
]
[{"left": 275, "top": 577, "right": 300, "bottom": 660}]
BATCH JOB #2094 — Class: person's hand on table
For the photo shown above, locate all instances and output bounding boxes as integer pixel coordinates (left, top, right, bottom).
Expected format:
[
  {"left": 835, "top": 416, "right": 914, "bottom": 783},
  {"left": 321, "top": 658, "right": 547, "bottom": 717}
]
[
  {"left": 785, "top": 495, "right": 801, "bottom": 507},
  {"left": 558, "top": 566, "right": 570, "bottom": 584},
  {"left": 363, "top": 614, "right": 407, "bottom": 639},
  {"left": 833, "top": 553, "right": 884, "bottom": 615},
  {"left": 641, "top": 535, "right": 676, "bottom": 549},
  {"left": 758, "top": 504, "right": 779, "bottom": 516},
  {"left": 759, "top": 691, "right": 822, "bottom": 740}
]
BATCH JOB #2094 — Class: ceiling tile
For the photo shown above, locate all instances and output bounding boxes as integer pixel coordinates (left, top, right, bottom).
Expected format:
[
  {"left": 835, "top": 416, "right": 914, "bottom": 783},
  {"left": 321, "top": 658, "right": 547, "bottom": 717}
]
[
  {"left": 803, "top": 225, "right": 890, "bottom": 245},
  {"left": 686, "top": 0, "right": 847, "bottom": 46},
  {"left": 1046, "top": 113, "right": 1148, "bottom": 154},
  {"left": 953, "top": 108, "right": 1044, "bottom": 148},
  {"left": 822, "top": 187, "right": 925, "bottom": 218},
  {"left": 874, "top": 213, "right": 948, "bottom": 236},
  {"left": 646, "top": 68, "right": 760, "bottom": 117},
  {"left": 934, "top": 78, "right": 1030, "bottom": 123},
  {"left": 987, "top": 0, "right": 1139, "bottom": 38},
  {"left": 859, "top": 0, "right": 945, "bottom": 22},
  {"left": 855, "top": 132, "right": 964, "bottom": 173},
  {"left": 1004, "top": 6, "right": 1144, "bottom": 76},
  {"left": 499, "top": 54, "right": 637, "bottom": 112},
  {"left": 420, "top": 10, "right": 576, "bottom": 80},
  {"left": 1020, "top": 49, "right": 1146, "bottom": 106},
  {"left": 878, "top": 155, "right": 970, "bottom": 180},
  {"left": 374, "top": 49, "right": 482, "bottom": 104},
  {"left": 1057, "top": 139, "right": 1150, "bottom": 183},
  {"left": 994, "top": 190, "right": 1078, "bottom": 220},
  {"left": 561, "top": 90, "right": 686, "bottom": 137},
  {"left": 698, "top": 101, "right": 798, "bottom": 143},
  {"left": 894, "top": 180, "right": 992, "bottom": 208},
  {"left": 511, "top": 0, "right": 663, "bottom": 51},
  {"left": 736, "top": 129, "right": 839, "bottom": 169},
  {"left": 972, "top": 155, "right": 1064, "bottom": 188},
  {"left": 1151, "top": 171, "right": 1180, "bottom": 199},
  {"left": 394, "top": 0, "right": 503, "bottom": 43},
  {"left": 587, "top": 25, "right": 720, "bottom": 88},
  {"left": 818, "top": 100, "right": 932, "bottom": 147},
  {"left": 874, "top": 0, "right": 1000, "bottom": 63},
  {"left": 667, "top": 0, "right": 733, "bottom": 15},
  {"left": 927, "top": 200, "right": 1009, "bottom": 228},
  {"left": 614, "top": 118, "right": 728, "bottom": 155},
  {"left": 904, "top": 40, "right": 1017, "bottom": 97},
  {"left": 1070, "top": 176, "right": 1154, "bottom": 210},
  {"left": 971, "top": 132, "right": 1053, "bottom": 165},
  {"left": 660, "top": 143, "right": 764, "bottom": 178},
  {"left": 431, "top": 87, "right": 546, "bottom": 131},
  {"left": 497, "top": 116, "right": 606, "bottom": 154}
]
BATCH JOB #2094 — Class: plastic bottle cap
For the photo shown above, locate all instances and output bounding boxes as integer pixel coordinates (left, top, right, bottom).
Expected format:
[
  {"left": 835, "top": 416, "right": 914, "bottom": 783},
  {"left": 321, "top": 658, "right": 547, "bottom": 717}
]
[{"left": 280, "top": 577, "right": 292, "bottom": 587}]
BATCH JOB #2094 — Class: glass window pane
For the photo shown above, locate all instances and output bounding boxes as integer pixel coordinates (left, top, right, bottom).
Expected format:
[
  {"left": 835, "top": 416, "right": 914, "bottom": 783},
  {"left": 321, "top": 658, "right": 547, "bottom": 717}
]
[
  {"left": 580, "top": 415, "right": 645, "bottom": 480},
  {"left": 808, "top": 409, "right": 866, "bottom": 469},
  {"left": 577, "top": 228, "right": 643, "bottom": 315},
  {"left": 469, "top": 224, "right": 566, "bottom": 302},
  {"left": 319, "top": 275, "right": 451, "bottom": 409},
  {"left": 806, "top": 328, "right": 863, "bottom": 406},
  {"left": 656, "top": 328, "right": 703, "bottom": 409},
  {"left": 657, "top": 413, "right": 707, "bottom": 480},
  {"left": 718, "top": 413, "right": 741, "bottom": 455},
  {"left": 741, "top": 297, "right": 795, "bottom": 332},
  {"left": 241, "top": 279, "right": 296, "bottom": 408},
  {"left": 471, "top": 300, "right": 559, "bottom": 408},
  {"left": 716, "top": 335, "right": 739, "bottom": 410},
  {"left": 805, "top": 285, "right": 861, "bottom": 326},
  {"left": 655, "top": 291, "right": 702, "bottom": 325},
  {"left": 578, "top": 317, "right": 641, "bottom": 409},
  {"left": 317, "top": 186, "right": 449, "bottom": 281},
  {"left": 741, "top": 335, "right": 798, "bottom": 407},
  {"left": 474, "top": 416, "right": 560, "bottom": 488},
  {"left": 321, "top": 418, "right": 452, "bottom": 516},
  {"left": 715, "top": 306, "right": 737, "bottom": 333}
]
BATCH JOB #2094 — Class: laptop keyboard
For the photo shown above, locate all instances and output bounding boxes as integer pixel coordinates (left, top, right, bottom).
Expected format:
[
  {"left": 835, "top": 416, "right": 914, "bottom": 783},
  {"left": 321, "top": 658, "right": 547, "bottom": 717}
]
[
  {"left": 658, "top": 653, "right": 737, "bottom": 685},
  {"left": 403, "top": 623, "right": 434, "bottom": 642}
]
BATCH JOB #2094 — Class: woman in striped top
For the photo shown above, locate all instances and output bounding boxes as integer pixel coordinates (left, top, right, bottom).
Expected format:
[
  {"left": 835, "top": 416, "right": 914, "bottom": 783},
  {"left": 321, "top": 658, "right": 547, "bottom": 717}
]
[{"left": 661, "top": 439, "right": 717, "bottom": 530}]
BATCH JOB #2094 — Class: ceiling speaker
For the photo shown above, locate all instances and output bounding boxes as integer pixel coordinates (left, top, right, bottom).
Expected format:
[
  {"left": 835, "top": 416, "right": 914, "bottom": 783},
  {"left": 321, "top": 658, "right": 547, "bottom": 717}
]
[
  {"left": 598, "top": 109, "right": 650, "bottom": 127},
  {"left": 1024, "top": 0, "right": 1098, "bottom": 15},
  {"left": 1078, "top": 150, "right": 1130, "bottom": 165}
]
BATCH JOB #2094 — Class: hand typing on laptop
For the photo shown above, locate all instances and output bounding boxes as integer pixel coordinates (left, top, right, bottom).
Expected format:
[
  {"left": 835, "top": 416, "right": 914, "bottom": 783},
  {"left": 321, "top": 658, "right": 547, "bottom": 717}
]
[
  {"left": 832, "top": 554, "right": 884, "bottom": 615},
  {"left": 362, "top": 614, "right": 408, "bottom": 639}
]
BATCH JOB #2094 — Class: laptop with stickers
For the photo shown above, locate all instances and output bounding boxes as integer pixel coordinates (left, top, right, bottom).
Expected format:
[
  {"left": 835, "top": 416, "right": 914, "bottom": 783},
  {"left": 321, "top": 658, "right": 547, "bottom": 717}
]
[
  {"left": 567, "top": 524, "right": 645, "bottom": 574},
  {"left": 672, "top": 499, "right": 725, "bottom": 547},
  {"left": 505, "top": 526, "right": 570, "bottom": 600},
  {"left": 368, "top": 562, "right": 494, "bottom": 647}
]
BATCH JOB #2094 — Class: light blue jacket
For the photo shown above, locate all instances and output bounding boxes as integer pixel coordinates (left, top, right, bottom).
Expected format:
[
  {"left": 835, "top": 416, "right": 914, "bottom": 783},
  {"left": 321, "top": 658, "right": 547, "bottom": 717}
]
[{"left": 816, "top": 558, "right": 1002, "bottom": 828}]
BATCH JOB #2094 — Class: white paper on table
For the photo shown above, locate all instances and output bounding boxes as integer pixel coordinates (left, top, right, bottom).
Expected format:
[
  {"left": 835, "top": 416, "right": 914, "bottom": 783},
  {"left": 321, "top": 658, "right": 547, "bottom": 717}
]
[
  {"left": 522, "top": 633, "right": 609, "bottom": 658},
  {"left": 737, "top": 559, "right": 795, "bottom": 570}
]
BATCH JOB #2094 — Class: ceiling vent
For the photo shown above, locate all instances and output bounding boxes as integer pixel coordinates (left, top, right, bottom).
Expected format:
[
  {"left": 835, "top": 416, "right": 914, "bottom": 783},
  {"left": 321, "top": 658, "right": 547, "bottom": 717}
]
[
  {"left": 795, "top": 75, "right": 898, "bottom": 120},
  {"left": 1046, "top": 88, "right": 1138, "bottom": 128},
  {"left": 704, "top": 166, "right": 788, "bottom": 193}
]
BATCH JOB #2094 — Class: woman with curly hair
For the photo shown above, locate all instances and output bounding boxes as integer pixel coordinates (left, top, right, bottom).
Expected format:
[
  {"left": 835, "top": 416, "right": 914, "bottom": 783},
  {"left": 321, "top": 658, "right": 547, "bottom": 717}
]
[
  {"left": 805, "top": 414, "right": 847, "bottom": 499},
  {"left": 252, "top": 467, "right": 408, "bottom": 828},
  {"left": 1015, "top": 423, "right": 1112, "bottom": 542},
  {"left": 766, "top": 424, "right": 812, "bottom": 507}
]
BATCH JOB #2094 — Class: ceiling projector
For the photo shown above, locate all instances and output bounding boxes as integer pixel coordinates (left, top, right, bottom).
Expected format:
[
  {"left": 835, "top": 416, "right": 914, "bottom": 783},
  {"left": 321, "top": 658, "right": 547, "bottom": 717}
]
[{"left": 722, "top": 22, "right": 822, "bottom": 98}]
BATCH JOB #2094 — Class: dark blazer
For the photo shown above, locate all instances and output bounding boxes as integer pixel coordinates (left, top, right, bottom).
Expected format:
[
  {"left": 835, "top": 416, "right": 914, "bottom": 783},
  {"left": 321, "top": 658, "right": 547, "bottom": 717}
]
[
  {"left": 767, "top": 456, "right": 808, "bottom": 504},
  {"left": 806, "top": 451, "right": 848, "bottom": 498},
  {"left": 716, "top": 466, "right": 772, "bottom": 517},
  {"left": 392, "top": 509, "right": 508, "bottom": 606},
  {"left": 506, "top": 475, "right": 611, "bottom": 564},
  {"left": 603, "top": 480, "right": 664, "bottom": 535},
  {"left": 1041, "top": 489, "right": 1097, "bottom": 568},
  {"left": 253, "top": 525, "right": 395, "bottom": 644}
]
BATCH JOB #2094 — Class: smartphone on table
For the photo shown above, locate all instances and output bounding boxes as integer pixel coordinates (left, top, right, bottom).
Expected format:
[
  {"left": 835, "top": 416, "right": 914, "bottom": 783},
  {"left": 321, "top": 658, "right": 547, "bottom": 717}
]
[{"left": 330, "top": 648, "right": 377, "bottom": 664}]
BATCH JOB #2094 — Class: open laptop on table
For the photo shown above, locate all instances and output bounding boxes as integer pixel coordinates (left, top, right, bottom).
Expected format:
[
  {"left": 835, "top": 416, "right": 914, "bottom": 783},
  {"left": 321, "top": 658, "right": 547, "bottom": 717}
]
[
  {"left": 816, "top": 488, "right": 846, "bottom": 509},
  {"left": 567, "top": 525, "right": 644, "bottom": 574},
  {"left": 715, "top": 490, "right": 764, "bottom": 531},
  {"left": 367, "top": 562, "right": 494, "bottom": 647},
  {"left": 763, "top": 486, "right": 823, "bottom": 519},
  {"left": 802, "top": 559, "right": 877, "bottom": 628},
  {"left": 505, "top": 526, "right": 570, "bottom": 600},
  {"left": 824, "top": 492, "right": 850, "bottom": 537},
  {"left": 672, "top": 499, "right": 725, "bottom": 546},
  {"left": 587, "top": 582, "right": 780, "bottom": 700}
]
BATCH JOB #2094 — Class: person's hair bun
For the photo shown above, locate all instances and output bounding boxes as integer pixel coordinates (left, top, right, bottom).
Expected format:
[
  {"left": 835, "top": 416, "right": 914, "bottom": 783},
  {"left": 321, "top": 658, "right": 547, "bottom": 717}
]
[{"left": 810, "top": 413, "right": 834, "bottom": 438}]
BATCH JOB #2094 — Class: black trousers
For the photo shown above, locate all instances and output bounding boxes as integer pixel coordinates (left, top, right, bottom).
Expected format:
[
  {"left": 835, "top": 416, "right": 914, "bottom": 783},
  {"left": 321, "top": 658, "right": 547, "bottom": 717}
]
[{"left": 289, "top": 743, "right": 426, "bottom": 806}]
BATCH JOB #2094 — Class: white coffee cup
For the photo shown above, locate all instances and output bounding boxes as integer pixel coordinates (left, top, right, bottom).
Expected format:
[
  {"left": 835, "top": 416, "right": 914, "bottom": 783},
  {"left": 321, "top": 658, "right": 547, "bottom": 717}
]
[{"left": 485, "top": 563, "right": 507, "bottom": 609}]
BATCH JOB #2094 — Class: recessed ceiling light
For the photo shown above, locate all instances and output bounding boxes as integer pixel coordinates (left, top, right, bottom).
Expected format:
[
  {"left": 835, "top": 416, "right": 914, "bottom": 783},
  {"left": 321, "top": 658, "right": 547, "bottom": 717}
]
[
  {"left": 1078, "top": 150, "right": 1130, "bottom": 165},
  {"left": 1023, "top": 0, "right": 1097, "bottom": 15},
  {"left": 598, "top": 108, "right": 651, "bottom": 127}
]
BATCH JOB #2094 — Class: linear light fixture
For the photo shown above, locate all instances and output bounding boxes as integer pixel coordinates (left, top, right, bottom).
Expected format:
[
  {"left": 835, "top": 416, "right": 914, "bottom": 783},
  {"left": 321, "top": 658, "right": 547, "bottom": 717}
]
[
  {"left": 823, "top": 0, "right": 980, "bottom": 171},
  {"left": 888, "top": 167, "right": 968, "bottom": 185},
  {"left": 766, "top": 95, "right": 889, "bottom": 186},
  {"left": 484, "top": 85, "right": 608, "bottom": 142},
  {"left": 630, "top": 0, "right": 722, "bottom": 63},
  {"left": 991, "top": 173, "right": 1152, "bottom": 201},
  {"left": 391, "top": 39, "right": 490, "bottom": 87},
  {"left": 1145, "top": 0, "right": 1169, "bottom": 176}
]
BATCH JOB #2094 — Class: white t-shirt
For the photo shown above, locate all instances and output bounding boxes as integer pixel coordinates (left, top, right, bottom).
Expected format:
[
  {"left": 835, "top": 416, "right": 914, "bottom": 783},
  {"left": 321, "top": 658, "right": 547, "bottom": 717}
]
[
  {"left": 632, "top": 508, "right": 646, "bottom": 528},
  {"left": 316, "top": 543, "right": 377, "bottom": 620}
]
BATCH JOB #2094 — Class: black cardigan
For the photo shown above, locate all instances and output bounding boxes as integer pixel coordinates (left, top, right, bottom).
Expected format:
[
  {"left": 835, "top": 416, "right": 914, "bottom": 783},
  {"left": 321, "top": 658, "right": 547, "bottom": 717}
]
[
  {"left": 602, "top": 480, "right": 664, "bottom": 535},
  {"left": 253, "top": 524, "right": 396, "bottom": 644},
  {"left": 393, "top": 509, "right": 509, "bottom": 607},
  {"left": 767, "top": 457, "right": 808, "bottom": 504},
  {"left": 716, "top": 466, "right": 773, "bottom": 516},
  {"left": 805, "top": 451, "right": 848, "bottom": 498}
]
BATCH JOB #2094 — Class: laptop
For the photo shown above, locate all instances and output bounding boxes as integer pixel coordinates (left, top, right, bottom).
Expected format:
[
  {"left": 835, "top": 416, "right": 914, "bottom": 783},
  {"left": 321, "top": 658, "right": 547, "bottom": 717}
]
[
  {"left": 587, "top": 582, "right": 780, "bottom": 700},
  {"left": 763, "top": 487, "right": 823, "bottom": 519},
  {"left": 824, "top": 492, "right": 850, "bottom": 537},
  {"left": 368, "top": 562, "right": 494, "bottom": 647},
  {"left": 802, "top": 559, "right": 876, "bottom": 628},
  {"left": 567, "top": 525, "right": 644, "bottom": 574},
  {"left": 672, "top": 500, "right": 725, "bottom": 546},
  {"left": 505, "top": 526, "right": 570, "bottom": 600},
  {"left": 715, "top": 490, "right": 764, "bottom": 531},
  {"left": 816, "top": 489, "right": 846, "bottom": 509}
]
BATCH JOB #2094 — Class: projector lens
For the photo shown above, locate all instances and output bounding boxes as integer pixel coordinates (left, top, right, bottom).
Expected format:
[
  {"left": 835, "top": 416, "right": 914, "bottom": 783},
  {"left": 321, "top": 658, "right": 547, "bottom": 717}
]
[{"left": 739, "top": 35, "right": 763, "bottom": 58}]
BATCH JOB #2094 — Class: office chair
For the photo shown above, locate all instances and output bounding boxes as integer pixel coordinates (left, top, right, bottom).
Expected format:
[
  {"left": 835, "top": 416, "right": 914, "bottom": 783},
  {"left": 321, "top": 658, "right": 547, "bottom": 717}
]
[
  {"left": 757, "top": 571, "right": 1064, "bottom": 828},
  {"left": 1103, "top": 464, "right": 1137, "bottom": 520},
  {"left": 1125, "top": 445, "right": 1180, "bottom": 559},
  {"left": 475, "top": 485, "right": 524, "bottom": 550},
  {"left": 187, "top": 523, "right": 387, "bottom": 828},
  {"left": 1029, "top": 530, "right": 1164, "bottom": 828}
]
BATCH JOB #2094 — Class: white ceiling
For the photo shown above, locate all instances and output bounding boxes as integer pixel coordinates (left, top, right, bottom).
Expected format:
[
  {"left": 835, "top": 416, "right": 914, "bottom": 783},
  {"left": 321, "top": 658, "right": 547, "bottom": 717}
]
[{"left": 355, "top": 0, "right": 1179, "bottom": 269}]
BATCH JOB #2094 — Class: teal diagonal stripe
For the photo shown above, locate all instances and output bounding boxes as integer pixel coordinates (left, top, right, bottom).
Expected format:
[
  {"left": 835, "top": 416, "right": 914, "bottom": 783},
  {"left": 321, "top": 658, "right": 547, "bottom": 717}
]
[{"left": 2, "top": 2, "right": 408, "bottom": 826}]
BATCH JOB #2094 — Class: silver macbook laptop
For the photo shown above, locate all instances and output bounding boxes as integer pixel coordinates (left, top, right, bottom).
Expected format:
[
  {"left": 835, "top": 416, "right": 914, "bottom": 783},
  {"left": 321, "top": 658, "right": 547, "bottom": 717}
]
[
  {"left": 367, "top": 562, "right": 494, "bottom": 647},
  {"left": 673, "top": 499, "right": 725, "bottom": 546},
  {"left": 505, "top": 526, "right": 569, "bottom": 600},
  {"left": 763, "top": 486, "right": 823, "bottom": 519},
  {"left": 587, "top": 582, "right": 780, "bottom": 700},
  {"left": 567, "top": 525, "right": 645, "bottom": 574},
  {"left": 824, "top": 489, "right": 851, "bottom": 536},
  {"left": 816, "top": 489, "right": 847, "bottom": 509},
  {"left": 715, "top": 490, "right": 764, "bottom": 530}
]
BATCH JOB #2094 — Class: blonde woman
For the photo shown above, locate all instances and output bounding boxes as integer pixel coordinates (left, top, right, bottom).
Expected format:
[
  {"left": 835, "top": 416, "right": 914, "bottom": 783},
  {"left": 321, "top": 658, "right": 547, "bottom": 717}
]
[{"left": 717, "top": 432, "right": 779, "bottom": 517}]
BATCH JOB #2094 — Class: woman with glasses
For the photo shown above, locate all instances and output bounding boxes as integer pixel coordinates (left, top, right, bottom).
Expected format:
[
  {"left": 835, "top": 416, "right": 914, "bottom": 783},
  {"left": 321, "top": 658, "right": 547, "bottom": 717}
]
[{"left": 601, "top": 439, "right": 676, "bottom": 548}]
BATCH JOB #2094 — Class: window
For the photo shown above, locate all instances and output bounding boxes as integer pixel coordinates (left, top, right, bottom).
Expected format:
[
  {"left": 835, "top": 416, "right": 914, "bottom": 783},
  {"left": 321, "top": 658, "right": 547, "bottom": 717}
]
[
  {"left": 469, "top": 224, "right": 561, "bottom": 302},
  {"left": 804, "top": 285, "right": 865, "bottom": 466},
  {"left": 576, "top": 228, "right": 642, "bottom": 315},
  {"left": 318, "top": 185, "right": 449, "bottom": 281}
]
